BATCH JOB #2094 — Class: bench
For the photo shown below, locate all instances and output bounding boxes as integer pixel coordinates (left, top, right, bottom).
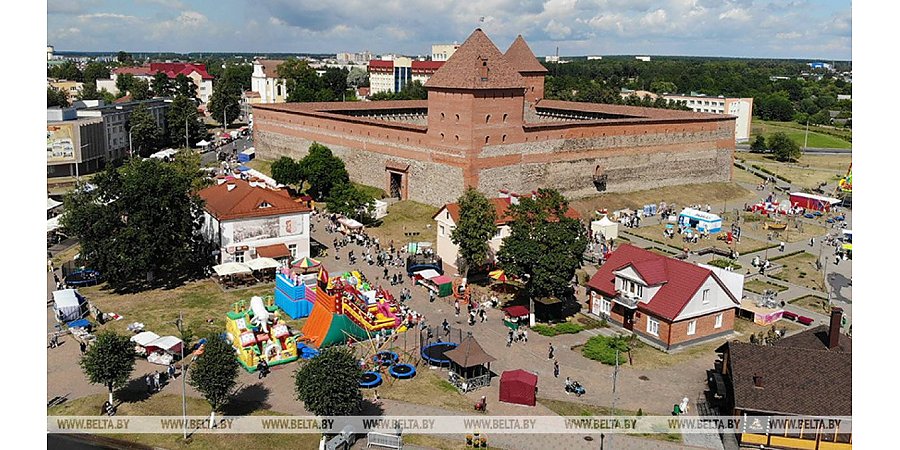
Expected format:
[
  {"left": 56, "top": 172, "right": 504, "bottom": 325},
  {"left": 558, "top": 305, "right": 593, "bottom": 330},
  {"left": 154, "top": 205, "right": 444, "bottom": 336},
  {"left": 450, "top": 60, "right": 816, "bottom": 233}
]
[
  {"left": 781, "top": 311, "right": 798, "bottom": 321},
  {"left": 797, "top": 316, "right": 814, "bottom": 326}
]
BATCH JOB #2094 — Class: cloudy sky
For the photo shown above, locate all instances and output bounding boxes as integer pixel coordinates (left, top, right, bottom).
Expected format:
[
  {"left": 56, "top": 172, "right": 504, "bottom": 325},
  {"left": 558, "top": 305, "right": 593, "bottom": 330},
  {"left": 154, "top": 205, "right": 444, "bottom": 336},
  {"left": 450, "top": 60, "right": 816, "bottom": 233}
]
[{"left": 48, "top": 0, "right": 851, "bottom": 60}]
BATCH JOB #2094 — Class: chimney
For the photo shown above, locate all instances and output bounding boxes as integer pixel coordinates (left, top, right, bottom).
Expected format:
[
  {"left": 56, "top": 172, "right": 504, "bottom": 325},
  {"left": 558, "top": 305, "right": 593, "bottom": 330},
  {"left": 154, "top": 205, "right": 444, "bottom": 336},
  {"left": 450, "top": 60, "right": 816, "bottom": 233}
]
[
  {"left": 216, "top": 175, "right": 226, "bottom": 185},
  {"left": 752, "top": 374, "right": 763, "bottom": 388},
  {"left": 226, "top": 182, "right": 236, "bottom": 192},
  {"left": 828, "top": 307, "right": 843, "bottom": 349}
]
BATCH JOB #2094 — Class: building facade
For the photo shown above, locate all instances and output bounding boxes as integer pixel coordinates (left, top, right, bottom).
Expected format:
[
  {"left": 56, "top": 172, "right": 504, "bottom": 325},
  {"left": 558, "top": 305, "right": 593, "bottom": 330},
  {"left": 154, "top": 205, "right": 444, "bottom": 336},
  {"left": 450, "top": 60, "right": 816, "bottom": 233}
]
[
  {"left": 254, "top": 30, "right": 735, "bottom": 206},
  {"left": 47, "top": 108, "right": 106, "bottom": 178},
  {"left": 109, "top": 63, "right": 214, "bottom": 103},
  {"left": 585, "top": 244, "right": 740, "bottom": 351},
  {"left": 662, "top": 94, "right": 754, "bottom": 142},
  {"left": 48, "top": 79, "right": 83, "bottom": 103},
  {"left": 250, "top": 60, "right": 288, "bottom": 104},
  {"left": 368, "top": 58, "right": 444, "bottom": 95},
  {"left": 76, "top": 99, "right": 170, "bottom": 162},
  {"left": 199, "top": 179, "right": 312, "bottom": 265},
  {"left": 432, "top": 44, "right": 460, "bottom": 62}
]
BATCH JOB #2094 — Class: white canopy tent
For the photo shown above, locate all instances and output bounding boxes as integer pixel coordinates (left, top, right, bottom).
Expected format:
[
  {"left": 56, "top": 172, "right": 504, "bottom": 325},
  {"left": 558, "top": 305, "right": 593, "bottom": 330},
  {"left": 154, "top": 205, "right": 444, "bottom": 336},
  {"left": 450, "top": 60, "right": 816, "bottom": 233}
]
[
  {"left": 590, "top": 214, "right": 619, "bottom": 241},
  {"left": 147, "top": 336, "right": 184, "bottom": 354},
  {"left": 414, "top": 269, "right": 441, "bottom": 280},
  {"left": 47, "top": 197, "right": 62, "bottom": 211},
  {"left": 52, "top": 289, "right": 87, "bottom": 322},
  {"left": 130, "top": 331, "right": 162, "bottom": 347},
  {"left": 246, "top": 257, "right": 280, "bottom": 271},
  {"left": 47, "top": 216, "right": 61, "bottom": 233},
  {"left": 149, "top": 149, "right": 179, "bottom": 160},
  {"left": 213, "top": 262, "right": 252, "bottom": 276},
  {"left": 195, "top": 139, "right": 211, "bottom": 147}
]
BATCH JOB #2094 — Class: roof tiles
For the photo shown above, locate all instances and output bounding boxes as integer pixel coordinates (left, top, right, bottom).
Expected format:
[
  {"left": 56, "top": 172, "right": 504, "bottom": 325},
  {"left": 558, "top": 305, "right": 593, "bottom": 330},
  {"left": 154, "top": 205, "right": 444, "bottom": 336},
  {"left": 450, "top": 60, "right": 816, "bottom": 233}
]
[
  {"left": 504, "top": 35, "right": 549, "bottom": 74},
  {"left": 198, "top": 179, "right": 311, "bottom": 221},
  {"left": 424, "top": 29, "right": 525, "bottom": 90}
]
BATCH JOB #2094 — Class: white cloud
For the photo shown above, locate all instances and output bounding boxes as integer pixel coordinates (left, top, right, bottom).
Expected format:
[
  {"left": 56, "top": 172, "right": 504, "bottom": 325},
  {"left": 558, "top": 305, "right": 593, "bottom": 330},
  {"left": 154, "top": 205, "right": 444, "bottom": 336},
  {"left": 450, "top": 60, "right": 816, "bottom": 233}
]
[
  {"left": 137, "top": 0, "right": 186, "bottom": 9},
  {"left": 544, "top": 19, "right": 572, "bottom": 39},
  {"left": 77, "top": 13, "right": 139, "bottom": 21},
  {"left": 718, "top": 8, "right": 750, "bottom": 22},
  {"left": 776, "top": 31, "right": 802, "bottom": 40},
  {"left": 640, "top": 9, "right": 668, "bottom": 28}
]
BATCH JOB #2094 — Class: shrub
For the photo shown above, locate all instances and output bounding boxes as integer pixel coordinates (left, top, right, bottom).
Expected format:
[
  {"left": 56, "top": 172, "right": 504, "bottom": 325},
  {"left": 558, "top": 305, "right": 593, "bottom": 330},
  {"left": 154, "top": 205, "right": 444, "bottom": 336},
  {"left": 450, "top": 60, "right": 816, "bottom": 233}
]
[
  {"left": 582, "top": 335, "right": 630, "bottom": 365},
  {"left": 707, "top": 258, "right": 742, "bottom": 270},
  {"left": 532, "top": 325, "right": 558, "bottom": 336},
  {"left": 533, "top": 322, "right": 585, "bottom": 336}
]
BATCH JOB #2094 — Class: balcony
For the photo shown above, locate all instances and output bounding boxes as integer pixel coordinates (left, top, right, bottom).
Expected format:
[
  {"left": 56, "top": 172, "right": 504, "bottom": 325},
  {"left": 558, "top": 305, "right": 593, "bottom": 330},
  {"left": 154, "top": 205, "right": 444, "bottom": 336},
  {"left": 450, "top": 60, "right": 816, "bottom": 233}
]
[{"left": 613, "top": 292, "right": 640, "bottom": 309}]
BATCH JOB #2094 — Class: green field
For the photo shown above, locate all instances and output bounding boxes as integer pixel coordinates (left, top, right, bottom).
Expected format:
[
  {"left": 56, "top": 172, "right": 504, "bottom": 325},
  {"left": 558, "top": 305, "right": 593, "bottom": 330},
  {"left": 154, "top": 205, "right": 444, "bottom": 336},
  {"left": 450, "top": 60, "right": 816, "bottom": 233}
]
[{"left": 750, "top": 121, "right": 851, "bottom": 149}]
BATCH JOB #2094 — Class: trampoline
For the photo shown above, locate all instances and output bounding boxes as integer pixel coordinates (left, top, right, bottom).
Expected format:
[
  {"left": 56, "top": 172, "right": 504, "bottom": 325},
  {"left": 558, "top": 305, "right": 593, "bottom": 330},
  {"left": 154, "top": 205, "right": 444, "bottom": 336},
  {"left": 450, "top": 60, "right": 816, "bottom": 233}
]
[
  {"left": 373, "top": 351, "right": 399, "bottom": 367},
  {"left": 804, "top": 213, "right": 815, "bottom": 219},
  {"left": 65, "top": 269, "right": 101, "bottom": 287},
  {"left": 360, "top": 371, "right": 383, "bottom": 388},
  {"left": 421, "top": 342, "right": 458, "bottom": 366},
  {"left": 389, "top": 363, "right": 416, "bottom": 379},
  {"left": 296, "top": 343, "right": 319, "bottom": 360}
]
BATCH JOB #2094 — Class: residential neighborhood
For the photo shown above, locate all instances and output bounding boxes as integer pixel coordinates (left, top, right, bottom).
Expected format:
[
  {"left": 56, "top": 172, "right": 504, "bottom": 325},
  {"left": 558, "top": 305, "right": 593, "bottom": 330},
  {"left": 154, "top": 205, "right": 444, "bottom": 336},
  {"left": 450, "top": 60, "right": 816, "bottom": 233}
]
[{"left": 40, "top": 2, "right": 863, "bottom": 450}]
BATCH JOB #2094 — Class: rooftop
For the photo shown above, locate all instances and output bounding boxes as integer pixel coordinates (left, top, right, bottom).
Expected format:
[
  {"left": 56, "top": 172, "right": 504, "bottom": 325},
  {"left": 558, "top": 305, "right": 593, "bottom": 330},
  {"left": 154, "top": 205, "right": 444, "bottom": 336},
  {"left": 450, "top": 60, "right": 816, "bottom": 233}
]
[
  {"left": 504, "top": 35, "right": 548, "bottom": 74},
  {"left": 198, "top": 179, "right": 311, "bottom": 221},
  {"left": 424, "top": 29, "right": 525, "bottom": 90}
]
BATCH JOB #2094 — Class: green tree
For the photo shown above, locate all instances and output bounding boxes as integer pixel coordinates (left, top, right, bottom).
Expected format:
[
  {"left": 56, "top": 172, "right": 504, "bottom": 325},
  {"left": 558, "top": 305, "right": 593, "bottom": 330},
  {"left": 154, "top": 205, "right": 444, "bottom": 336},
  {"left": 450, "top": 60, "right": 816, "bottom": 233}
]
[
  {"left": 750, "top": 135, "right": 767, "bottom": 153},
  {"left": 294, "top": 346, "right": 362, "bottom": 417},
  {"left": 271, "top": 156, "right": 305, "bottom": 186},
  {"left": 130, "top": 79, "right": 152, "bottom": 101},
  {"left": 279, "top": 59, "right": 324, "bottom": 103},
  {"left": 78, "top": 82, "right": 100, "bottom": 101},
  {"left": 50, "top": 61, "right": 83, "bottom": 81},
  {"left": 347, "top": 67, "right": 369, "bottom": 88},
  {"left": 758, "top": 93, "right": 795, "bottom": 121},
  {"left": 649, "top": 81, "right": 677, "bottom": 94},
  {"left": 302, "top": 143, "right": 349, "bottom": 200},
  {"left": 117, "top": 51, "right": 133, "bottom": 64},
  {"left": 208, "top": 66, "right": 242, "bottom": 126},
  {"left": 79, "top": 331, "right": 136, "bottom": 404},
  {"left": 47, "top": 86, "right": 69, "bottom": 108},
  {"left": 322, "top": 67, "right": 349, "bottom": 100},
  {"left": 60, "top": 158, "right": 213, "bottom": 290},
  {"left": 126, "top": 104, "right": 162, "bottom": 157},
  {"left": 174, "top": 74, "right": 197, "bottom": 99},
  {"left": 83, "top": 62, "right": 110, "bottom": 84},
  {"left": 115, "top": 73, "right": 135, "bottom": 98},
  {"left": 189, "top": 333, "right": 239, "bottom": 427},
  {"left": 450, "top": 187, "right": 498, "bottom": 276},
  {"left": 768, "top": 132, "right": 801, "bottom": 162},
  {"left": 151, "top": 72, "right": 172, "bottom": 97},
  {"left": 326, "top": 182, "right": 375, "bottom": 223},
  {"left": 167, "top": 95, "right": 206, "bottom": 149},
  {"left": 497, "top": 189, "right": 587, "bottom": 302}
]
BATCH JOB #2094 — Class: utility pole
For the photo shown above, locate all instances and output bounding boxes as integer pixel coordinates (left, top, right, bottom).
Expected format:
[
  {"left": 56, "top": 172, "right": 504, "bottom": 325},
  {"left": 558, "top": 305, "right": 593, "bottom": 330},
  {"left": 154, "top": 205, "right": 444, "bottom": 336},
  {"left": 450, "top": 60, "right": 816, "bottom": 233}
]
[
  {"left": 128, "top": 129, "right": 133, "bottom": 159},
  {"left": 177, "top": 312, "right": 188, "bottom": 440},
  {"left": 803, "top": 119, "right": 810, "bottom": 150}
]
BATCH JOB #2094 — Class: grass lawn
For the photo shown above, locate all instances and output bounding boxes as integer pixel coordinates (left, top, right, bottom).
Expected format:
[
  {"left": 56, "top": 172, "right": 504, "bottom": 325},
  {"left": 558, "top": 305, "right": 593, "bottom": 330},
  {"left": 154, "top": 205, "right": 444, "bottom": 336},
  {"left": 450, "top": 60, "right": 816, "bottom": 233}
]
[
  {"left": 789, "top": 294, "right": 831, "bottom": 315},
  {"left": 366, "top": 200, "right": 440, "bottom": 248},
  {"left": 375, "top": 366, "right": 472, "bottom": 413},
  {"left": 744, "top": 279, "right": 789, "bottom": 294},
  {"left": 624, "top": 337, "right": 721, "bottom": 370},
  {"left": 536, "top": 398, "right": 681, "bottom": 443},
  {"left": 750, "top": 121, "right": 851, "bottom": 149},
  {"left": 570, "top": 182, "right": 756, "bottom": 220},
  {"left": 769, "top": 252, "right": 825, "bottom": 292},
  {"left": 732, "top": 165, "right": 766, "bottom": 184},
  {"left": 739, "top": 152, "right": 851, "bottom": 189},
  {"left": 353, "top": 182, "right": 387, "bottom": 200},
  {"left": 48, "top": 394, "right": 320, "bottom": 450},
  {"left": 403, "top": 434, "right": 475, "bottom": 450},
  {"left": 625, "top": 223, "right": 772, "bottom": 255},
  {"left": 245, "top": 158, "right": 273, "bottom": 177},
  {"left": 52, "top": 244, "right": 82, "bottom": 268},
  {"left": 81, "top": 279, "right": 275, "bottom": 344}
]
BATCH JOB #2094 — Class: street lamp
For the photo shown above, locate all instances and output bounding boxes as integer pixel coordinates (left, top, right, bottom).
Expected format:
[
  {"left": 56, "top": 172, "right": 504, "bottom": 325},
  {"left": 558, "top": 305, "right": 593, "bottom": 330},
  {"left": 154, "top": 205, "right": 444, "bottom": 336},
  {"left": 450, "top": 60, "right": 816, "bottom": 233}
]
[{"left": 128, "top": 129, "right": 133, "bottom": 159}]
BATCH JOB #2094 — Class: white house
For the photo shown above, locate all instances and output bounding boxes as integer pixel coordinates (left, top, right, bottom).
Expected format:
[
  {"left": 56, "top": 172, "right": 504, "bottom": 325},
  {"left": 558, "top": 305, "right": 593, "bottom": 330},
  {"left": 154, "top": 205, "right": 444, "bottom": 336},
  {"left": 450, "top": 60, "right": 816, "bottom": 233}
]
[
  {"left": 433, "top": 191, "right": 580, "bottom": 270},
  {"left": 199, "top": 178, "right": 311, "bottom": 264},
  {"left": 250, "top": 60, "right": 288, "bottom": 104}
]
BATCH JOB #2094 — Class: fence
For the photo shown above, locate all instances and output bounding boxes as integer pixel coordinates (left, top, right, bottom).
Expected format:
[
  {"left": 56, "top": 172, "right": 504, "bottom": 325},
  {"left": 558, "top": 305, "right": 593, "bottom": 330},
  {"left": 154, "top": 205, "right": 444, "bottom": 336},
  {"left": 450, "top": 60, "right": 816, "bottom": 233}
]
[{"left": 366, "top": 432, "right": 403, "bottom": 449}]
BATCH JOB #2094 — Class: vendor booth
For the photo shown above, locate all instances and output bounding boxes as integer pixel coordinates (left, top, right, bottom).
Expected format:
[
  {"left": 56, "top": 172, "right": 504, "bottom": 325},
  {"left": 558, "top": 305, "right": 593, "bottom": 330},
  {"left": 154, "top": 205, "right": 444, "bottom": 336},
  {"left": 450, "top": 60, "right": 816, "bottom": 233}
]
[
  {"left": 590, "top": 214, "right": 618, "bottom": 241},
  {"left": 499, "top": 369, "right": 538, "bottom": 407},
  {"left": 237, "top": 147, "right": 256, "bottom": 163},
  {"left": 789, "top": 192, "right": 841, "bottom": 212},
  {"left": 415, "top": 271, "right": 452, "bottom": 297},
  {"left": 130, "top": 331, "right": 161, "bottom": 355},
  {"left": 145, "top": 336, "right": 184, "bottom": 365},
  {"left": 52, "top": 289, "right": 88, "bottom": 323},
  {"left": 338, "top": 217, "right": 364, "bottom": 234},
  {"left": 502, "top": 305, "right": 530, "bottom": 330},
  {"left": 678, "top": 208, "right": 722, "bottom": 233}
]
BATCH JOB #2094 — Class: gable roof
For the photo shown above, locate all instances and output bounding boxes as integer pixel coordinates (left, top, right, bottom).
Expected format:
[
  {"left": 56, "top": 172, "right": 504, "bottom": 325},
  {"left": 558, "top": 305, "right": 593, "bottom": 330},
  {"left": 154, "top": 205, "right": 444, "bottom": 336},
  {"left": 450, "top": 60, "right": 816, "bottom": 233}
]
[
  {"left": 257, "top": 60, "right": 286, "bottom": 79},
  {"left": 725, "top": 341, "right": 851, "bottom": 416},
  {"left": 433, "top": 196, "right": 581, "bottom": 226},
  {"left": 198, "top": 179, "right": 311, "bottom": 221},
  {"left": 587, "top": 244, "right": 735, "bottom": 321},
  {"left": 424, "top": 29, "right": 525, "bottom": 90},
  {"left": 504, "top": 35, "right": 549, "bottom": 74},
  {"left": 444, "top": 335, "right": 496, "bottom": 368}
]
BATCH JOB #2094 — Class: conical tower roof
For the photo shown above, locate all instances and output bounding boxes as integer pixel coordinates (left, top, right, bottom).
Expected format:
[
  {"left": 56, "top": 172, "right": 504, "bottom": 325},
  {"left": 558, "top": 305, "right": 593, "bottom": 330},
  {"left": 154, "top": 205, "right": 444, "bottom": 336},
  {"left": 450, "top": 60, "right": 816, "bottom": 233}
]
[
  {"left": 424, "top": 29, "right": 525, "bottom": 90},
  {"left": 504, "top": 35, "right": 549, "bottom": 74}
]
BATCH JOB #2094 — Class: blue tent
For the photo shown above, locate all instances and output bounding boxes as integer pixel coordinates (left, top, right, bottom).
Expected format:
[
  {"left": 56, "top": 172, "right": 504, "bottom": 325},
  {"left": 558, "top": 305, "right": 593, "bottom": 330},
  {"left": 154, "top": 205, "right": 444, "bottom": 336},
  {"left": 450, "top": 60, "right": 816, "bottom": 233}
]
[{"left": 237, "top": 165, "right": 251, "bottom": 172}]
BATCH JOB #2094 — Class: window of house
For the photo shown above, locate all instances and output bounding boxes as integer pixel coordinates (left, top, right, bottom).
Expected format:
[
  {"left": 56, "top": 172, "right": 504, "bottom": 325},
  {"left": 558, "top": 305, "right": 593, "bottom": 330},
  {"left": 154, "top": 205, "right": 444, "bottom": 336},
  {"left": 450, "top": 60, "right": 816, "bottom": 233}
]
[
  {"left": 702, "top": 289, "right": 710, "bottom": 304},
  {"left": 446, "top": 211, "right": 450, "bottom": 220},
  {"left": 493, "top": 228, "right": 502, "bottom": 239},
  {"left": 715, "top": 312, "right": 724, "bottom": 328},
  {"left": 600, "top": 298, "right": 611, "bottom": 315},
  {"left": 288, "top": 244, "right": 297, "bottom": 258},
  {"left": 647, "top": 317, "right": 659, "bottom": 336},
  {"left": 687, "top": 320, "right": 697, "bottom": 336},
  {"left": 439, "top": 225, "right": 445, "bottom": 237},
  {"left": 234, "top": 251, "right": 245, "bottom": 263}
]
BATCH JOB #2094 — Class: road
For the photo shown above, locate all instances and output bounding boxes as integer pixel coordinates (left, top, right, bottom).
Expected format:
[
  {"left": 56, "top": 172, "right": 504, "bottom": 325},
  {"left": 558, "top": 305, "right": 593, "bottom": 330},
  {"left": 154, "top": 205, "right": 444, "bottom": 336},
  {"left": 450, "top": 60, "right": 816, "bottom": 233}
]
[
  {"left": 199, "top": 135, "right": 254, "bottom": 167},
  {"left": 736, "top": 144, "right": 851, "bottom": 155}
]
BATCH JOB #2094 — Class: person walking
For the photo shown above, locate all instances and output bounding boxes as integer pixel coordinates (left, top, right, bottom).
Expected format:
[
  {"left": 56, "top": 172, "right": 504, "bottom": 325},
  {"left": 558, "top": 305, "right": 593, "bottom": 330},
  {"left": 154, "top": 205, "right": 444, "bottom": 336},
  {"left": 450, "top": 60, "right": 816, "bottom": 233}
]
[
  {"left": 168, "top": 364, "right": 176, "bottom": 380},
  {"left": 479, "top": 308, "right": 486, "bottom": 323},
  {"left": 522, "top": 328, "right": 528, "bottom": 343},
  {"left": 506, "top": 333, "right": 513, "bottom": 347},
  {"left": 779, "top": 241, "right": 785, "bottom": 252},
  {"left": 146, "top": 374, "right": 154, "bottom": 394},
  {"left": 553, "top": 360, "right": 560, "bottom": 378},
  {"left": 548, "top": 343, "right": 555, "bottom": 360},
  {"left": 454, "top": 300, "right": 460, "bottom": 317},
  {"left": 153, "top": 371, "right": 161, "bottom": 391},
  {"left": 79, "top": 341, "right": 87, "bottom": 355}
]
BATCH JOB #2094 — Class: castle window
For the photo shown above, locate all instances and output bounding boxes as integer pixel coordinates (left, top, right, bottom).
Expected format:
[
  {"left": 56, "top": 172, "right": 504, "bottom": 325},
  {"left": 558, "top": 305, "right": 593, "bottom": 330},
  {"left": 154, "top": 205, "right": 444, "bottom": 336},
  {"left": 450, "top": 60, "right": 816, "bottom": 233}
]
[
  {"left": 502, "top": 113, "right": 508, "bottom": 123},
  {"left": 440, "top": 133, "right": 444, "bottom": 141},
  {"left": 502, "top": 134, "right": 507, "bottom": 143},
  {"left": 485, "top": 114, "right": 491, "bottom": 124},
  {"left": 441, "top": 112, "right": 445, "bottom": 121},
  {"left": 485, "top": 136, "right": 490, "bottom": 144},
  {"left": 455, "top": 135, "right": 459, "bottom": 142},
  {"left": 455, "top": 114, "right": 460, "bottom": 122}
]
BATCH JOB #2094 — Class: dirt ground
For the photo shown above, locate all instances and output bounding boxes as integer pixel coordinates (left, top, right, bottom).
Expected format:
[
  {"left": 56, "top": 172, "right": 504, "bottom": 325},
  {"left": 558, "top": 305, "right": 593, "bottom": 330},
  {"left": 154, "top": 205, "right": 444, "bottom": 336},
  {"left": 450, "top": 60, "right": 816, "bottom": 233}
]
[
  {"left": 570, "top": 182, "right": 756, "bottom": 219},
  {"left": 738, "top": 152, "right": 851, "bottom": 190}
]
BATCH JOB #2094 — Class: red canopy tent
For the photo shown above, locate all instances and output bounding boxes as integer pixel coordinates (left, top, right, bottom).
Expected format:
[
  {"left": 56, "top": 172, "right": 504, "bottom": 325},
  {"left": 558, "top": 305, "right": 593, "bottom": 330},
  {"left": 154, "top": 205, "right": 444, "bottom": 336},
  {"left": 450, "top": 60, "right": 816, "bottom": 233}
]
[{"left": 499, "top": 369, "right": 538, "bottom": 407}]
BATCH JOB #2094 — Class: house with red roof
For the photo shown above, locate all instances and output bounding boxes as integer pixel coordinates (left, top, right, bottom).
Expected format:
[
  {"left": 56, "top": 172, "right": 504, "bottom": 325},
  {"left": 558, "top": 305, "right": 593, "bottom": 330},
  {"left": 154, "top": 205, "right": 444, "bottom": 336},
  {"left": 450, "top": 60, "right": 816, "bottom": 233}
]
[
  {"left": 198, "top": 178, "right": 312, "bottom": 264},
  {"left": 433, "top": 190, "right": 581, "bottom": 270},
  {"left": 110, "top": 63, "right": 214, "bottom": 103},
  {"left": 585, "top": 244, "right": 740, "bottom": 351}
]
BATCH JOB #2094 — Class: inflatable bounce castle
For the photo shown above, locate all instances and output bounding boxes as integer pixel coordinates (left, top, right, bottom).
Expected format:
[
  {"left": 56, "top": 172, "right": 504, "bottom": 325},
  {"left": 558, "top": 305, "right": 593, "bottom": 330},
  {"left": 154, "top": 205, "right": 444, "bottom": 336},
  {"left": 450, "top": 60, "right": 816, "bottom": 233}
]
[{"left": 225, "top": 296, "right": 299, "bottom": 372}]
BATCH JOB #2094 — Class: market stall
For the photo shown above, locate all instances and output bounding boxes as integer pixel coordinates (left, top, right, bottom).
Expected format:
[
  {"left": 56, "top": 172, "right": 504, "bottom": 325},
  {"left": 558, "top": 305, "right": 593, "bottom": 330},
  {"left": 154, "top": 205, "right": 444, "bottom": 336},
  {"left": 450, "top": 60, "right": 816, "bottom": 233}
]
[
  {"left": 590, "top": 214, "right": 618, "bottom": 241},
  {"left": 789, "top": 192, "right": 841, "bottom": 212},
  {"left": 52, "top": 289, "right": 88, "bottom": 323},
  {"left": 502, "top": 305, "right": 529, "bottom": 330},
  {"left": 338, "top": 217, "right": 364, "bottom": 234},
  {"left": 414, "top": 270, "right": 452, "bottom": 297},
  {"left": 678, "top": 208, "right": 722, "bottom": 233},
  {"left": 130, "top": 331, "right": 161, "bottom": 356},
  {"left": 499, "top": 369, "right": 538, "bottom": 407},
  {"left": 144, "top": 336, "right": 184, "bottom": 365}
]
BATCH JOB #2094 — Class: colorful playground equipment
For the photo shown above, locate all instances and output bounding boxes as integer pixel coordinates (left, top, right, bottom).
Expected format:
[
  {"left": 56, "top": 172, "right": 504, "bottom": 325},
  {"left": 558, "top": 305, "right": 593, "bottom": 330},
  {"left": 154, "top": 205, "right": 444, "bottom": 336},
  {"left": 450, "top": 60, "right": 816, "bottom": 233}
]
[
  {"left": 225, "top": 296, "right": 299, "bottom": 372},
  {"left": 300, "top": 266, "right": 407, "bottom": 349},
  {"left": 274, "top": 270, "right": 316, "bottom": 319}
]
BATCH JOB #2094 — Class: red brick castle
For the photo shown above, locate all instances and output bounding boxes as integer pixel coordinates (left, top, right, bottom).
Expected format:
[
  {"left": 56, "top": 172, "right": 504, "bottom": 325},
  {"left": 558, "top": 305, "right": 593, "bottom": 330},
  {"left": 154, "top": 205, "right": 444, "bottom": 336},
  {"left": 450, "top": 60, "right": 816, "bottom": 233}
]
[{"left": 253, "top": 29, "right": 735, "bottom": 206}]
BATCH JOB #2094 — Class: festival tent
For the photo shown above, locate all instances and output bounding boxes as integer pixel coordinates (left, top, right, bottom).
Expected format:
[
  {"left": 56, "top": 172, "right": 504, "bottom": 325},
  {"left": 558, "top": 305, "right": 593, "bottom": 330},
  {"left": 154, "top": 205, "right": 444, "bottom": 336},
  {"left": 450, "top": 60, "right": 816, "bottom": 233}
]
[
  {"left": 52, "top": 289, "right": 88, "bottom": 322},
  {"left": 499, "top": 369, "right": 538, "bottom": 407},
  {"left": 590, "top": 214, "right": 619, "bottom": 241},
  {"left": 246, "top": 257, "right": 280, "bottom": 271},
  {"left": 47, "top": 216, "right": 61, "bottom": 233},
  {"left": 213, "top": 262, "right": 252, "bottom": 276},
  {"left": 130, "top": 331, "right": 161, "bottom": 348},
  {"left": 238, "top": 148, "right": 256, "bottom": 163},
  {"left": 292, "top": 257, "right": 321, "bottom": 272},
  {"left": 146, "top": 336, "right": 184, "bottom": 355},
  {"left": 338, "top": 217, "right": 364, "bottom": 234},
  {"left": 195, "top": 139, "right": 211, "bottom": 148},
  {"left": 430, "top": 275, "right": 453, "bottom": 297},
  {"left": 47, "top": 197, "right": 62, "bottom": 211},
  {"left": 789, "top": 192, "right": 841, "bottom": 212}
]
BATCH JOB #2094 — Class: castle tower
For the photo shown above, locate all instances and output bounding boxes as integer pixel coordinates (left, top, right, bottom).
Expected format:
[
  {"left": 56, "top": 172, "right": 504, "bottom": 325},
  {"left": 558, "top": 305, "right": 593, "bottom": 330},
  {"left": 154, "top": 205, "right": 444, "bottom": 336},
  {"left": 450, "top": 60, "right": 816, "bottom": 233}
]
[
  {"left": 424, "top": 28, "right": 527, "bottom": 153},
  {"left": 504, "top": 35, "right": 548, "bottom": 105}
]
